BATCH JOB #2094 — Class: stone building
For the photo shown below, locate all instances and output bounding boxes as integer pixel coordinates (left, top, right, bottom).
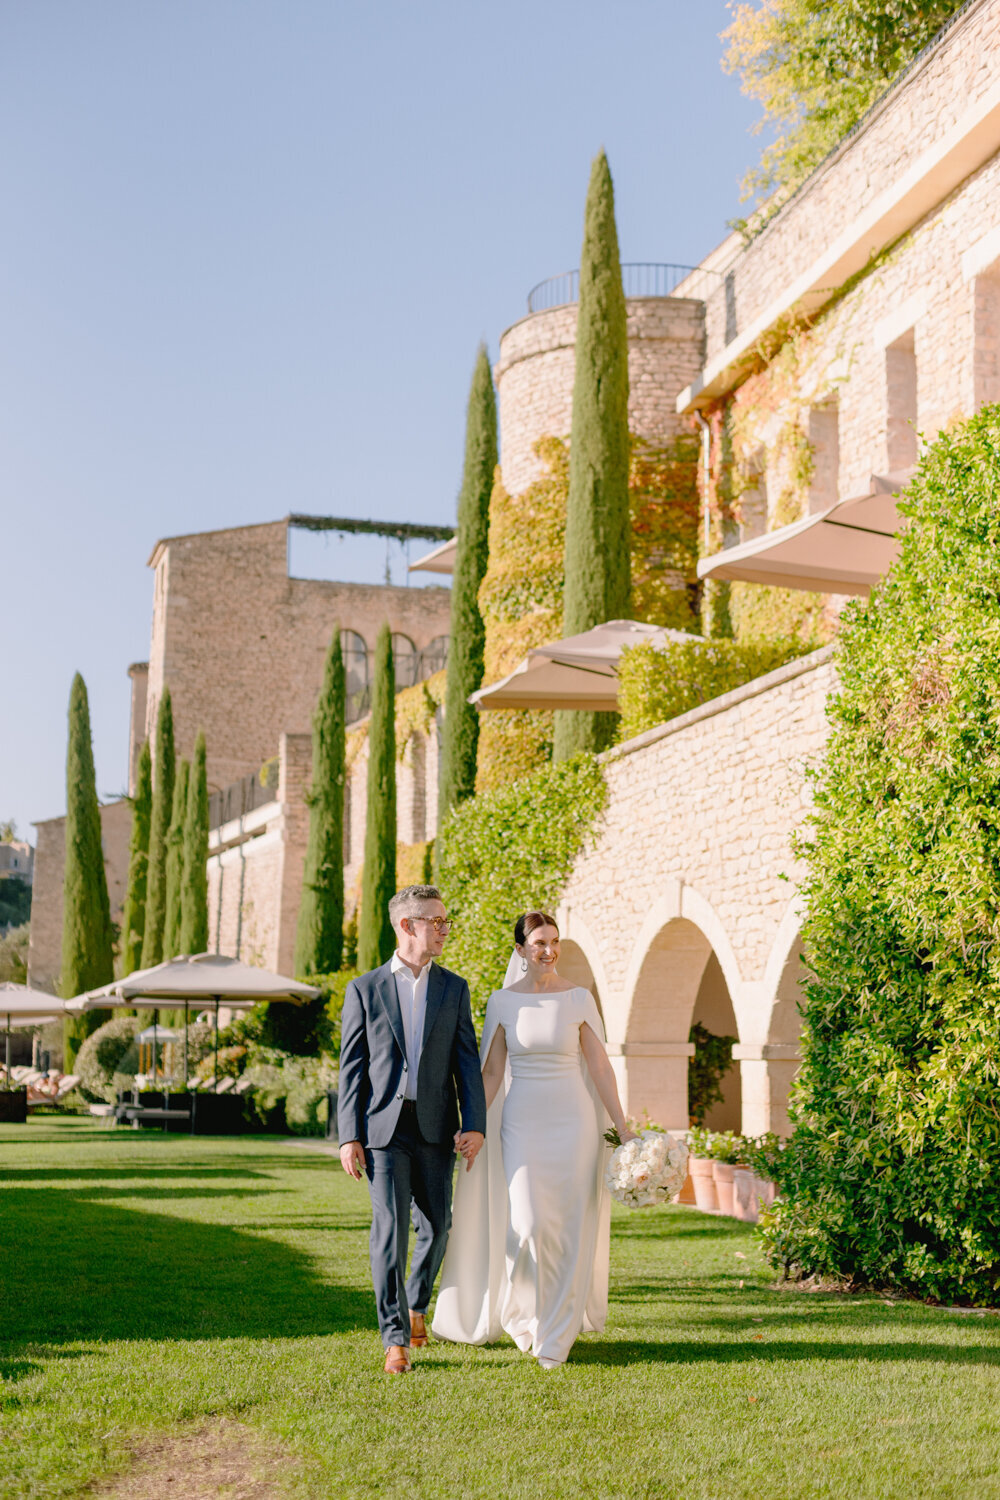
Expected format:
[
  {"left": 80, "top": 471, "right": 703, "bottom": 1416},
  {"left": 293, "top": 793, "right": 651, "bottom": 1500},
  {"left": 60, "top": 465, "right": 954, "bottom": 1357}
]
[{"left": 28, "top": 515, "right": 452, "bottom": 998}]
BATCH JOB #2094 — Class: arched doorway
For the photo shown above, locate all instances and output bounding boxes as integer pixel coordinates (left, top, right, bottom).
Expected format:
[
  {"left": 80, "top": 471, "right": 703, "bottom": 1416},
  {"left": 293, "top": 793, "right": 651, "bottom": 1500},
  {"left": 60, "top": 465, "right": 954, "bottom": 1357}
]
[{"left": 622, "top": 916, "right": 738, "bottom": 1133}]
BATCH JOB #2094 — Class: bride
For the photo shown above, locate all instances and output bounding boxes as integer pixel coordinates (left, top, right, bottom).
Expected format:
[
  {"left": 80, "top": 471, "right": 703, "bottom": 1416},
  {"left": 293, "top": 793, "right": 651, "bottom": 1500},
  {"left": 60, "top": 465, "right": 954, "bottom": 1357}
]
[{"left": 431, "top": 910, "right": 636, "bottom": 1369}]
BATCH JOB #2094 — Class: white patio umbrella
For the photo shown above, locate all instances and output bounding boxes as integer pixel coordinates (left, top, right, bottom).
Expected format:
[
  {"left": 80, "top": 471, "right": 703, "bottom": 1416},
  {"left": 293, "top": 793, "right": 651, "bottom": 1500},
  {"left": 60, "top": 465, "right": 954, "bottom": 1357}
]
[
  {"left": 470, "top": 620, "right": 703, "bottom": 712},
  {"left": 0, "top": 983, "right": 60, "bottom": 1081},
  {"left": 116, "top": 954, "right": 320, "bottom": 1087},
  {"left": 408, "top": 535, "right": 457, "bottom": 575},
  {"left": 696, "top": 470, "right": 914, "bottom": 597}
]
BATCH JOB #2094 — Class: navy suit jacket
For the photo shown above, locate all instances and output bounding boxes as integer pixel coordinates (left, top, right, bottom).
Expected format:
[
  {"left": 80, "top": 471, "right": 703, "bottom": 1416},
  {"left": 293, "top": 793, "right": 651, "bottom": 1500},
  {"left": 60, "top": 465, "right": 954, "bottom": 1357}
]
[{"left": 337, "top": 960, "right": 487, "bottom": 1150}]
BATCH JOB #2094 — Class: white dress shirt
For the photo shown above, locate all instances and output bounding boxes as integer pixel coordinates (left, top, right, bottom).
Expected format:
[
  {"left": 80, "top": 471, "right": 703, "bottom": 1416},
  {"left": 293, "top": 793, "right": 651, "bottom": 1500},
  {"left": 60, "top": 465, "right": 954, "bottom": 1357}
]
[{"left": 391, "top": 950, "right": 431, "bottom": 1101}]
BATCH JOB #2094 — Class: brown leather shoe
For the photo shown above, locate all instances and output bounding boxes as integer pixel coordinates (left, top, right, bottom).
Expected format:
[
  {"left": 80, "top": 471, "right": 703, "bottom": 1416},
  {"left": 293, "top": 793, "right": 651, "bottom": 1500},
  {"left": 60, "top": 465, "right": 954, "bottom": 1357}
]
[
  {"left": 409, "top": 1312, "right": 430, "bottom": 1348},
  {"left": 384, "top": 1345, "right": 412, "bottom": 1374}
]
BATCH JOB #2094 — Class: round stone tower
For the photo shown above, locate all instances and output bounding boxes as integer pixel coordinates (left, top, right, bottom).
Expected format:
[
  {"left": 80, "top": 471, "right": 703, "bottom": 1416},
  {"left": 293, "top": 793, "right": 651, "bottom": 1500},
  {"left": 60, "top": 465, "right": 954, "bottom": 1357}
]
[{"left": 495, "top": 267, "right": 708, "bottom": 498}]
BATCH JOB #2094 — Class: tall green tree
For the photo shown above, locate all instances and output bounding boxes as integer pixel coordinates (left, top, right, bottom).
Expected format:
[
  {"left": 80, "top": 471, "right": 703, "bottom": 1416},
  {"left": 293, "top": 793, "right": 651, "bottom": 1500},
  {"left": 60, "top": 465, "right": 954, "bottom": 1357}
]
[
  {"left": 162, "top": 757, "right": 190, "bottom": 961},
  {"left": 358, "top": 625, "right": 396, "bottom": 971},
  {"left": 120, "top": 740, "right": 152, "bottom": 976},
  {"left": 439, "top": 344, "right": 497, "bottom": 820},
  {"left": 554, "top": 150, "right": 630, "bottom": 761},
  {"left": 141, "top": 689, "right": 175, "bottom": 968},
  {"left": 295, "top": 631, "right": 346, "bottom": 975},
  {"left": 723, "top": 1, "right": 965, "bottom": 204},
  {"left": 60, "top": 673, "right": 114, "bottom": 1064},
  {"left": 180, "top": 730, "right": 210, "bottom": 956}
]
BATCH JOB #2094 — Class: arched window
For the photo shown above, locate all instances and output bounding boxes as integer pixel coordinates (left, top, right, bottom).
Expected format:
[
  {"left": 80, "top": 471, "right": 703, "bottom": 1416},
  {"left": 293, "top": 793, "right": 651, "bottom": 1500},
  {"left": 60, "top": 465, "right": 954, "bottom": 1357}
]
[
  {"left": 419, "top": 635, "right": 449, "bottom": 678},
  {"left": 340, "top": 630, "right": 369, "bottom": 722},
  {"left": 392, "top": 633, "right": 418, "bottom": 691}
]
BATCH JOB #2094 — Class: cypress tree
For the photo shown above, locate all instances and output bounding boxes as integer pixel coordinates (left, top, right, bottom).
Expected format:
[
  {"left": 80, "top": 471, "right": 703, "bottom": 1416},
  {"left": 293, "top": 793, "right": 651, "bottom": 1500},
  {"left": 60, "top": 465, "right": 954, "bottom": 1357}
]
[
  {"left": 439, "top": 344, "right": 497, "bottom": 821},
  {"left": 553, "top": 149, "right": 630, "bottom": 761},
  {"left": 162, "top": 757, "right": 190, "bottom": 961},
  {"left": 61, "top": 673, "right": 114, "bottom": 1064},
  {"left": 180, "top": 730, "right": 210, "bottom": 955},
  {"left": 141, "top": 689, "right": 175, "bottom": 968},
  {"left": 120, "top": 739, "right": 152, "bottom": 976},
  {"left": 294, "top": 631, "right": 346, "bottom": 975},
  {"left": 358, "top": 624, "right": 396, "bottom": 971}
]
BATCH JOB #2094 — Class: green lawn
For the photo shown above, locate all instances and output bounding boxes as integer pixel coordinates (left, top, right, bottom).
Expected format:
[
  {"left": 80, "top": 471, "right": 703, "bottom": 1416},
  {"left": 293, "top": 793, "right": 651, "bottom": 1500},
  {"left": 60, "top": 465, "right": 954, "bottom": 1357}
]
[{"left": 1, "top": 1118, "right": 999, "bottom": 1500}]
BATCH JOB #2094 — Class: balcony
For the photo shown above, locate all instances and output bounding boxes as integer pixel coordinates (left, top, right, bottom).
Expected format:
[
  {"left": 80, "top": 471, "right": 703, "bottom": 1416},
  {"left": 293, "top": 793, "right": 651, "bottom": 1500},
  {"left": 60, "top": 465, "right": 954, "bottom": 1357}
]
[{"left": 525, "top": 262, "right": 720, "bottom": 315}]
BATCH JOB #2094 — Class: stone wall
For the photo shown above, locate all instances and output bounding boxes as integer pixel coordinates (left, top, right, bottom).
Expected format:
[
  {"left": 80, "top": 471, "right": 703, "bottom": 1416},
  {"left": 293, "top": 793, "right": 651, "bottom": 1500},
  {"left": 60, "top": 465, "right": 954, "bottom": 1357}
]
[
  {"left": 145, "top": 519, "right": 451, "bottom": 794},
  {"left": 27, "top": 799, "right": 133, "bottom": 997},
  {"left": 699, "top": 0, "right": 1000, "bottom": 369},
  {"left": 495, "top": 297, "right": 705, "bottom": 497},
  {"left": 127, "top": 663, "right": 148, "bottom": 797}
]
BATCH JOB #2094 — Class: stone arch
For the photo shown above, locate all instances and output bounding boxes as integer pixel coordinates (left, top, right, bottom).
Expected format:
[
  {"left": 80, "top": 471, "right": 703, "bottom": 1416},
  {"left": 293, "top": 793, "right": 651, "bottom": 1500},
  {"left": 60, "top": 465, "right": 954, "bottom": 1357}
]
[
  {"left": 553, "top": 906, "right": 610, "bottom": 1021},
  {"left": 736, "top": 901, "right": 806, "bottom": 1137},
  {"left": 615, "top": 884, "right": 742, "bottom": 1133}
]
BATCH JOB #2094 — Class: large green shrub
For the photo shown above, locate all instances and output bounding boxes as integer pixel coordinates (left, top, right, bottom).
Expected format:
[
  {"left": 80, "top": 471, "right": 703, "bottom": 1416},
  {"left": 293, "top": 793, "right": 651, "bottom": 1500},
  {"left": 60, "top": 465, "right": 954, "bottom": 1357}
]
[
  {"left": 436, "top": 753, "right": 607, "bottom": 1019},
  {"left": 75, "top": 1015, "right": 140, "bottom": 1102},
  {"left": 617, "top": 636, "right": 813, "bottom": 740},
  {"left": 61, "top": 673, "right": 114, "bottom": 1063},
  {"left": 763, "top": 405, "right": 1000, "bottom": 1304},
  {"left": 295, "top": 633, "right": 346, "bottom": 976}
]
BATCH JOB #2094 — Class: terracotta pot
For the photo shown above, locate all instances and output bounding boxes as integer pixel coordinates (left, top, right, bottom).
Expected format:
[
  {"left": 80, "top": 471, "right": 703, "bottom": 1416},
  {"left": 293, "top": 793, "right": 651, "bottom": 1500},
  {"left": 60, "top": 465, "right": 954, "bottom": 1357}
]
[
  {"left": 732, "top": 1166, "right": 758, "bottom": 1223},
  {"left": 689, "top": 1156, "right": 718, "bottom": 1212},
  {"left": 712, "top": 1160, "right": 737, "bottom": 1216},
  {"left": 754, "top": 1174, "right": 777, "bottom": 1210},
  {"left": 675, "top": 1168, "right": 696, "bottom": 1205}
]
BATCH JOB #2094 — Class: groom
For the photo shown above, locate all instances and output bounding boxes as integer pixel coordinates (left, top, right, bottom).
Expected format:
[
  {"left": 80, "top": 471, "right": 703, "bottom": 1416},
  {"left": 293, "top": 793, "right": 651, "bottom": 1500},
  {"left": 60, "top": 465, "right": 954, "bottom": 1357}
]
[{"left": 338, "top": 884, "right": 486, "bottom": 1373}]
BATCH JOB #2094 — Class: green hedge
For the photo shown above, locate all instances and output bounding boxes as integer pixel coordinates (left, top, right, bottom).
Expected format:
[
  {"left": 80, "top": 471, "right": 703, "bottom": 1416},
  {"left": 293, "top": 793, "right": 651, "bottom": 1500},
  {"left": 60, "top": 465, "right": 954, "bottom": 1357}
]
[
  {"left": 436, "top": 753, "right": 607, "bottom": 1020},
  {"left": 617, "top": 636, "right": 813, "bottom": 740},
  {"left": 764, "top": 404, "right": 1000, "bottom": 1304}
]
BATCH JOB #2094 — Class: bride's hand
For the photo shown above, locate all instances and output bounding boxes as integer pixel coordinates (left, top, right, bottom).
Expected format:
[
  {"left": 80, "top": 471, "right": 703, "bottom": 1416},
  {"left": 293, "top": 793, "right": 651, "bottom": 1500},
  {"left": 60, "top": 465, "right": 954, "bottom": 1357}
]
[{"left": 620, "top": 1127, "right": 640, "bottom": 1144}]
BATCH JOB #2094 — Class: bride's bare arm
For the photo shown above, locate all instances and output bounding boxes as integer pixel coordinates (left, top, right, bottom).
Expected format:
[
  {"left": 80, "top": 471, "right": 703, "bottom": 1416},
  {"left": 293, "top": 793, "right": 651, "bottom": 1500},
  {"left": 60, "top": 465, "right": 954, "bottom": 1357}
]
[
  {"left": 481, "top": 1026, "right": 508, "bottom": 1109},
  {"left": 580, "top": 1023, "right": 637, "bottom": 1141}
]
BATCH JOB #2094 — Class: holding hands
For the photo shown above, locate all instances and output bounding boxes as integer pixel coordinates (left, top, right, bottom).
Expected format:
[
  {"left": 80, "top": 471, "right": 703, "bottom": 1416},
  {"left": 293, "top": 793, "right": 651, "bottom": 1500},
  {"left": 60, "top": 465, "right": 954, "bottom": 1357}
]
[{"left": 454, "top": 1129, "right": 485, "bottom": 1171}]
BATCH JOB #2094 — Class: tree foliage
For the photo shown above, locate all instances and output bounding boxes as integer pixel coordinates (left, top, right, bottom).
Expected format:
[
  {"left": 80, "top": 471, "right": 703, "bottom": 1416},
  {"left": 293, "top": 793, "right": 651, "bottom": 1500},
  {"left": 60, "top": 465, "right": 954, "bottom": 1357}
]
[
  {"left": 180, "top": 730, "right": 209, "bottom": 956},
  {"left": 723, "top": 1, "right": 966, "bottom": 204},
  {"left": 120, "top": 739, "right": 151, "bottom": 976},
  {"left": 295, "top": 631, "right": 346, "bottom": 976},
  {"left": 141, "top": 689, "right": 175, "bottom": 969},
  {"left": 763, "top": 405, "right": 1000, "bottom": 1303},
  {"left": 162, "top": 757, "right": 189, "bottom": 963},
  {"left": 436, "top": 752, "right": 608, "bottom": 1020},
  {"left": 555, "top": 150, "right": 630, "bottom": 761},
  {"left": 617, "top": 636, "right": 812, "bottom": 740},
  {"left": 358, "top": 625, "right": 396, "bottom": 972},
  {"left": 60, "top": 673, "right": 114, "bottom": 1062},
  {"left": 439, "top": 344, "right": 497, "bottom": 820}
]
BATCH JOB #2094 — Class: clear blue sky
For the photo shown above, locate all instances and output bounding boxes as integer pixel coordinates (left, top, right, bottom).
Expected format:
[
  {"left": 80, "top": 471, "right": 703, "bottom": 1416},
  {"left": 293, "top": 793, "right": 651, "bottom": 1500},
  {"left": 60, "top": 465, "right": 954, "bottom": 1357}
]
[{"left": 2, "top": 0, "right": 762, "bottom": 838}]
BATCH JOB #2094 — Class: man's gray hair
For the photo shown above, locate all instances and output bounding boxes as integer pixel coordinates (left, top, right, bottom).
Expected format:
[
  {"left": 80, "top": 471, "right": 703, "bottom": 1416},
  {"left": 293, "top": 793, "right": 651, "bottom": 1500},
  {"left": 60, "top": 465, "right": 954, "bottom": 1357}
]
[{"left": 388, "top": 884, "right": 443, "bottom": 932}]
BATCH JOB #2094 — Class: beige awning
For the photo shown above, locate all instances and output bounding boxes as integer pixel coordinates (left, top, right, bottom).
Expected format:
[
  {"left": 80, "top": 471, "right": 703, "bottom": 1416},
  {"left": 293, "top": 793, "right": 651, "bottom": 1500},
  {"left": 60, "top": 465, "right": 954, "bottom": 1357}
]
[
  {"left": 408, "top": 536, "right": 457, "bottom": 575},
  {"left": 470, "top": 620, "right": 702, "bottom": 712},
  {"left": 696, "top": 471, "right": 914, "bottom": 596}
]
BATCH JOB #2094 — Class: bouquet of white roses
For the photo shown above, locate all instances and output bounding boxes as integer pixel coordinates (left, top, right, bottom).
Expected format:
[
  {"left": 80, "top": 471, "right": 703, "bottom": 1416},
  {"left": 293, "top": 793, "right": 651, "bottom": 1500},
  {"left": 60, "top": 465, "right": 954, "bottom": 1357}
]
[{"left": 605, "top": 1128, "right": 688, "bottom": 1208}]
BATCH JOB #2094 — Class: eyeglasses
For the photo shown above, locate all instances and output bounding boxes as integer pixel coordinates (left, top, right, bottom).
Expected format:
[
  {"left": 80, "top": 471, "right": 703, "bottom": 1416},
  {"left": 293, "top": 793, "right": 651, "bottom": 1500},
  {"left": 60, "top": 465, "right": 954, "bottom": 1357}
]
[{"left": 414, "top": 916, "right": 453, "bottom": 934}]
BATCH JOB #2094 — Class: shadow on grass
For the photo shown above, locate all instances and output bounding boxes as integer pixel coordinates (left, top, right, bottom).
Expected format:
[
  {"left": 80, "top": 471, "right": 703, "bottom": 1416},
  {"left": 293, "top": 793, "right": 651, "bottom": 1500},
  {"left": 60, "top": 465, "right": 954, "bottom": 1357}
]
[
  {"left": 568, "top": 1337, "right": 1000, "bottom": 1368},
  {"left": 0, "top": 1186, "right": 373, "bottom": 1345}
]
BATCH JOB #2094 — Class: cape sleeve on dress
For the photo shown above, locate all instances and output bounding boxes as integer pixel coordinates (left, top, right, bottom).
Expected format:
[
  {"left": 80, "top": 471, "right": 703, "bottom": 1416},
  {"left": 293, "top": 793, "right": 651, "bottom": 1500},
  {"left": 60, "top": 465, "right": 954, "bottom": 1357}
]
[
  {"left": 430, "top": 991, "right": 509, "bottom": 1345},
  {"left": 579, "top": 988, "right": 612, "bottom": 1337}
]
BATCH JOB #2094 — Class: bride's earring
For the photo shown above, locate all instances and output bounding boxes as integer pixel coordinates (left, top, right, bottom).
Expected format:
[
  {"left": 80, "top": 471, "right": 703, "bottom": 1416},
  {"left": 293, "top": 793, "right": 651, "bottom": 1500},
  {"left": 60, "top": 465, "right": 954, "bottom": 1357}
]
[{"left": 520, "top": 958, "right": 528, "bottom": 972}]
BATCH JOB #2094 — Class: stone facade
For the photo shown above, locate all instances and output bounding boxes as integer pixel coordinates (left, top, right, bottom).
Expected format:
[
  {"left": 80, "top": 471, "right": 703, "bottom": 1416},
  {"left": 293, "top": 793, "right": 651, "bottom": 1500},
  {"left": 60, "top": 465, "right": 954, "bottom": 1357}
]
[
  {"left": 144, "top": 519, "right": 452, "bottom": 793},
  {"left": 495, "top": 297, "right": 705, "bottom": 497},
  {"left": 27, "top": 799, "right": 133, "bottom": 997}
]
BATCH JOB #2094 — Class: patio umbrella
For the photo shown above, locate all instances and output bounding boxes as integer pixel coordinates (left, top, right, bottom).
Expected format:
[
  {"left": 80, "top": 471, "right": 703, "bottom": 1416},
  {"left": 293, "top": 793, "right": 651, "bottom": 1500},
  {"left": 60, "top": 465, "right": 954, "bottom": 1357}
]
[
  {"left": 0, "top": 983, "right": 60, "bottom": 1081},
  {"left": 696, "top": 471, "right": 914, "bottom": 596},
  {"left": 470, "top": 620, "right": 703, "bottom": 712},
  {"left": 408, "top": 536, "right": 457, "bottom": 575},
  {"left": 115, "top": 954, "right": 320, "bottom": 1087}
]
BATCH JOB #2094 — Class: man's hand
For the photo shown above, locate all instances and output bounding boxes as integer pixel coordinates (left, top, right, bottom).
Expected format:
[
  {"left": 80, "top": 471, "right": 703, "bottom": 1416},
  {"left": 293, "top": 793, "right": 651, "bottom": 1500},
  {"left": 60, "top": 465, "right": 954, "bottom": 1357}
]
[
  {"left": 455, "top": 1130, "right": 485, "bottom": 1172},
  {"left": 339, "top": 1140, "right": 366, "bottom": 1180}
]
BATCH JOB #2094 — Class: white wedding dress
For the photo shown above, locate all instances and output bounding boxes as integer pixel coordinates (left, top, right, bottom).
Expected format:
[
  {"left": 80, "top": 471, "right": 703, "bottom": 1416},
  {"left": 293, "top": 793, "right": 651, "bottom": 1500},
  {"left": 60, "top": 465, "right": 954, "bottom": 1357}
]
[{"left": 431, "top": 985, "right": 610, "bottom": 1367}]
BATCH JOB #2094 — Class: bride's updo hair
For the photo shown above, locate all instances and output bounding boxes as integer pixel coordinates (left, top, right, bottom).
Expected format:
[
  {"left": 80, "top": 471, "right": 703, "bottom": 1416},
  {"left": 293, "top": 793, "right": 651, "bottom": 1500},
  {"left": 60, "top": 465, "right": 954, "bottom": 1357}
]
[{"left": 515, "top": 910, "right": 559, "bottom": 946}]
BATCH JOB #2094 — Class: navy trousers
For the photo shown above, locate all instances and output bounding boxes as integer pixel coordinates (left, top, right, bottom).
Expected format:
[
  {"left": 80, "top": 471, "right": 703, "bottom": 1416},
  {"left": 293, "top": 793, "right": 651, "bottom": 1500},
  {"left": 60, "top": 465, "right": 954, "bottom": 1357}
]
[{"left": 365, "top": 1101, "right": 453, "bottom": 1348}]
